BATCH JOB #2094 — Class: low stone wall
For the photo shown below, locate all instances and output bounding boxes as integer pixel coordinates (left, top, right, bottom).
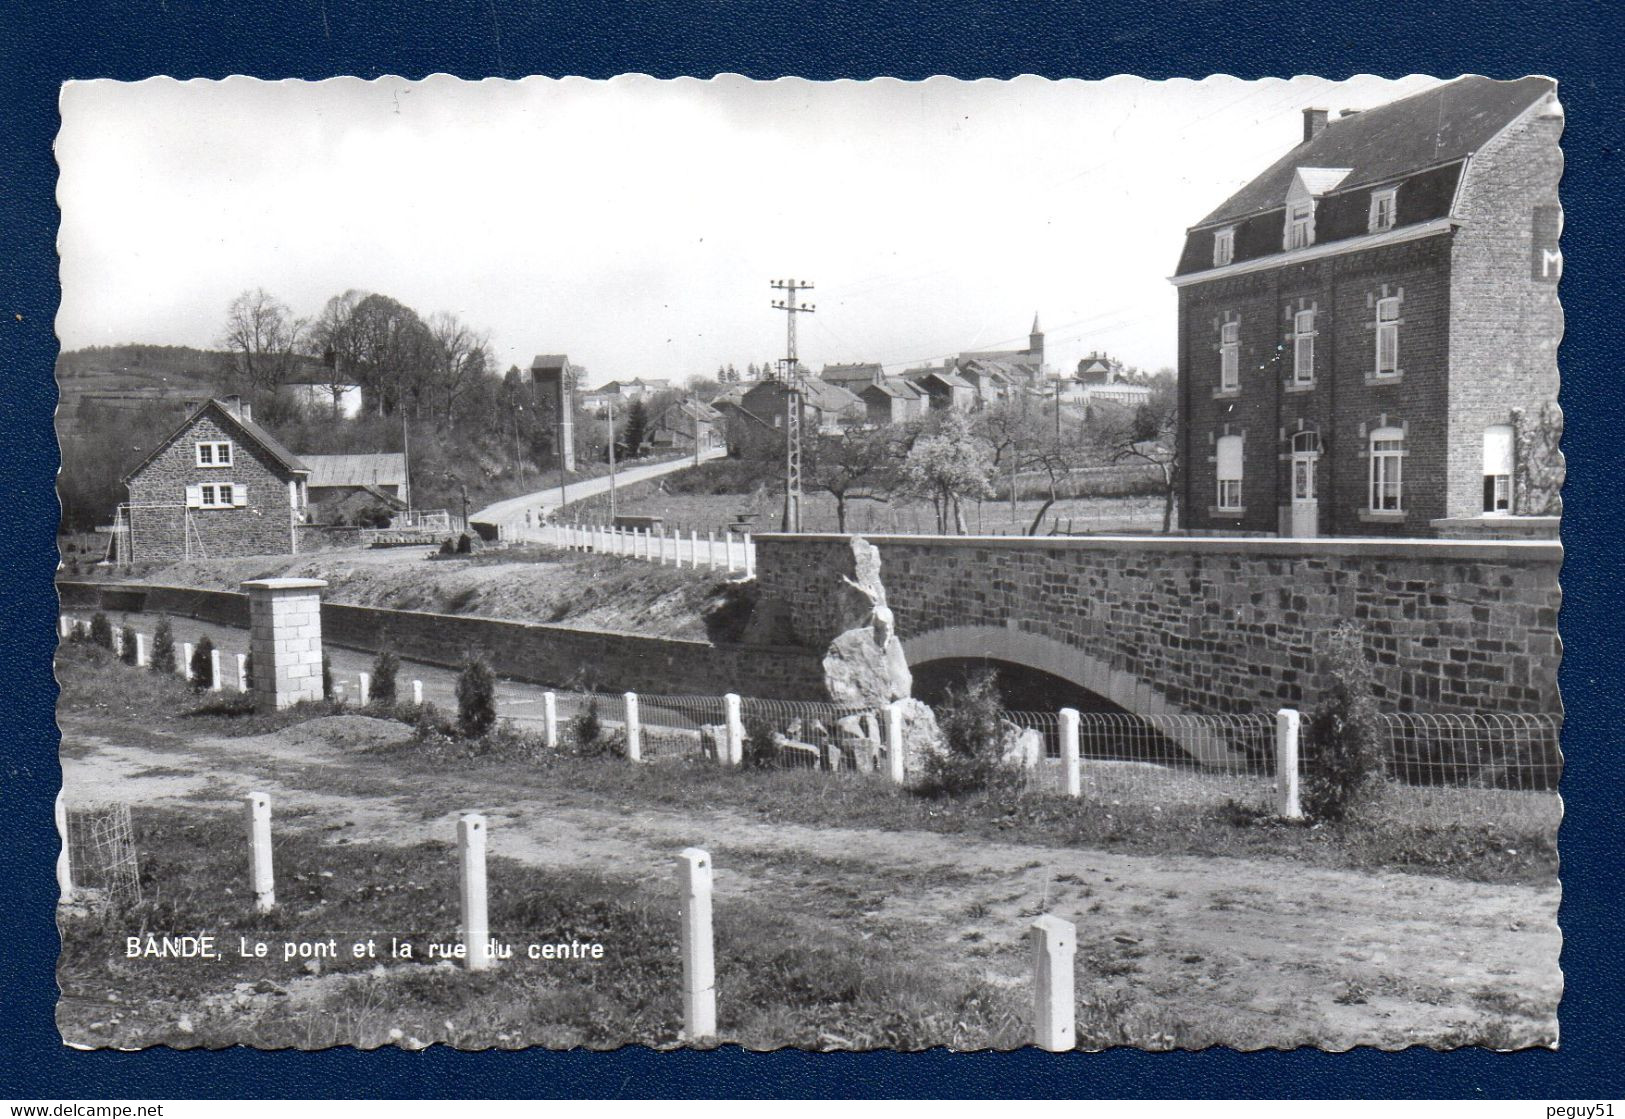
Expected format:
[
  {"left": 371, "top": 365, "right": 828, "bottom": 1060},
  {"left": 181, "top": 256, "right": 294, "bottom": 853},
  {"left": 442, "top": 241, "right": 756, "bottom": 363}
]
[
  {"left": 750, "top": 534, "right": 1563, "bottom": 716},
  {"left": 56, "top": 580, "right": 828, "bottom": 700}
]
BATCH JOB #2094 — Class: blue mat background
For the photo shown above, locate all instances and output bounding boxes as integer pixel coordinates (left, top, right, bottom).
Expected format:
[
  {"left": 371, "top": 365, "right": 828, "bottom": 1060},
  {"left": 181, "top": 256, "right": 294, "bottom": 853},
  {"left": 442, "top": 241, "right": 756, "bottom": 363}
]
[{"left": 2, "top": 1, "right": 1619, "bottom": 1099}]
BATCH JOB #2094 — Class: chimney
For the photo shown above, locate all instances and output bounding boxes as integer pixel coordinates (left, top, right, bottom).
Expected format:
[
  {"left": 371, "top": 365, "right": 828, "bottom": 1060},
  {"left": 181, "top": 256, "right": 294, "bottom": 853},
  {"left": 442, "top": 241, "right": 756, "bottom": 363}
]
[
  {"left": 221, "top": 394, "right": 252, "bottom": 423},
  {"left": 1302, "top": 107, "right": 1329, "bottom": 143}
]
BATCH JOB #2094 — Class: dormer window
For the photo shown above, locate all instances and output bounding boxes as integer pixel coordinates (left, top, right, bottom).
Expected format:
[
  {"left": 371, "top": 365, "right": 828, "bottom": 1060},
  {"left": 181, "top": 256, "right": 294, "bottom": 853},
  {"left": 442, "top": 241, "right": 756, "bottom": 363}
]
[
  {"left": 1213, "top": 227, "right": 1235, "bottom": 267},
  {"left": 1369, "top": 187, "right": 1398, "bottom": 232},
  {"left": 1286, "top": 202, "right": 1315, "bottom": 250}
]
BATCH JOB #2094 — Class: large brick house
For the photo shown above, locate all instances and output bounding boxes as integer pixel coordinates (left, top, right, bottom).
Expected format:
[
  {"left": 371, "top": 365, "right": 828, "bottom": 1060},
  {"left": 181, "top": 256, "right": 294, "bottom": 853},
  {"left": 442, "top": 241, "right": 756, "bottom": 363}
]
[
  {"left": 1171, "top": 76, "right": 1562, "bottom": 537},
  {"left": 119, "top": 397, "right": 311, "bottom": 561},
  {"left": 718, "top": 378, "right": 864, "bottom": 459}
]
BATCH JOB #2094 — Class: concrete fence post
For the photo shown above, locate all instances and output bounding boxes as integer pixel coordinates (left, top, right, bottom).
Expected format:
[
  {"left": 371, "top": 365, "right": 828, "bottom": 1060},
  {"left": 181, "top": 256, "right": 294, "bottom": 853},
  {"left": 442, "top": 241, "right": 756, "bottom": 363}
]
[
  {"left": 1276, "top": 708, "right": 1303, "bottom": 820},
  {"left": 707, "top": 530, "right": 717, "bottom": 571},
  {"left": 58, "top": 616, "right": 71, "bottom": 640},
  {"left": 624, "top": 692, "right": 642, "bottom": 762},
  {"left": 210, "top": 648, "right": 223, "bottom": 692},
  {"left": 1059, "top": 707, "right": 1082, "bottom": 798},
  {"left": 543, "top": 692, "right": 559, "bottom": 749},
  {"left": 886, "top": 701, "right": 906, "bottom": 785},
  {"left": 245, "top": 792, "right": 276, "bottom": 913},
  {"left": 659, "top": 528, "right": 669, "bottom": 566},
  {"left": 744, "top": 534, "right": 755, "bottom": 578},
  {"left": 458, "top": 813, "right": 493, "bottom": 972},
  {"left": 55, "top": 791, "right": 73, "bottom": 901},
  {"left": 723, "top": 694, "right": 744, "bottom": 766},
  {"left": 181, "top": 642, "right": 194, "bottom": 679},
  {"left": 1030, "top": 914, "right": 1076, "bottom": 1052},
  {"left": 412, "top": 679, "right": 424, "bottom": 705},
  {"left": 236, "top": 652, "right": 248, "bottom": 692},
  {"left": 357, "top": 671, "right": 370, "bottom": 706},
  {"left": 690, "top": 530, "right": 699, "bottom": 570},
  {"left": 676, "top": 847, "right": 717, "bottom": 1042},
  {"left": 724, "top": 532, "right": 735, "bottom": 573},
  {"left": 133, "top": 632, "right": 146, "bottom": 668}
]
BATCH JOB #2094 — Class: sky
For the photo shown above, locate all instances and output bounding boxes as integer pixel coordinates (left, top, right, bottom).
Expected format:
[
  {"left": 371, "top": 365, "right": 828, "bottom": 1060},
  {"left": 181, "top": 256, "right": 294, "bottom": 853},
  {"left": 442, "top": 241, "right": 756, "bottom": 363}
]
[{"left": 56, "top": 73, "right": 1445, "bottom": 388}]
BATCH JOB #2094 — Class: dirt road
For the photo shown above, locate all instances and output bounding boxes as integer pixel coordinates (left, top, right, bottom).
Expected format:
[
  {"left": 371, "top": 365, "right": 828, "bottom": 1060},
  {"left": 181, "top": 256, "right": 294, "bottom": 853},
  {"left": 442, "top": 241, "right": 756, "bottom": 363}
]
[{"left": 59, "top": 706, "right": 1561, "bottom": 1051}]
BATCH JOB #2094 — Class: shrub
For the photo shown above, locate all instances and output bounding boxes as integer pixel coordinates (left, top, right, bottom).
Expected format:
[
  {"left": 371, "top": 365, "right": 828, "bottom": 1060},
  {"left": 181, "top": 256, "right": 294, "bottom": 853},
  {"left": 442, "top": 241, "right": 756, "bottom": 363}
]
[
  {"left": 920, "top": 669, "right": 1023, "bottom": 798},
  {"left": 456, "top": 657, "right": 497, "bottom": 737},
  {"left": 189, "top": 635, "right": 215, "bottom": 689},
  {"left": 243, "top": 651, "right": 255, "bottom": 692},
  {"left": 567, "top": 696, "right": 603, "bottom": 750},
  {"left": 742, "top": 716, "right": 780, "bottom": 769},
  {"left": 456, "top": 533, "right": 473, "bottom": 555},
  {"left": 119, "top": 624, "right": 139, "bottom": 666},
  {"left": 1304, "top": 621, "right": 1388, "bottom": 822},
  {"left": 322, "top": 654, "right": 333, "bottom": 700},
  {"left": 438, "top": 538, "right": 456, "bottom": 556},
  {"left": 89, "top": 612, "right": 114, "bottom": 652},
  {"left": 371, "top": 651, "right": 399, "bottom": 705},
  {"left": 149, "top": 618, "right": 177, "bottom": 674}
]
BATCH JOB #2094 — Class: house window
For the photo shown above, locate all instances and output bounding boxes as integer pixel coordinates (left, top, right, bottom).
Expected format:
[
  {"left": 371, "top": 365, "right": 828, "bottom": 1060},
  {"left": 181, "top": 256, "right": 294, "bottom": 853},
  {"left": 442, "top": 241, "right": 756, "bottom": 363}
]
[
  {"left": 1286, "top": 202, "right": 1315, "bottom": 250},
  {"left": 1369, "top": 187, "right": 1397, "bottom": 232},
  {"left": 1219, "top": 320, "right": 1240, "bottom": 391},
  {"left": 187, "top": 483, "right": 246, "bottom": 509},
  {"left": 1213, "top": 227, "right": 1235, "bottom": 267},
  {"left": 195, "top": 440, "right": 233, "bottom": 467},
  {"left": 1292, "top": 309, "right": 1316, "bottom": 385},
  {"left": 1216, "top": 434, "right": 1244, "bottom": 511},
  {"left": 1483, "top": 424, "right": 1514, "bottom": 513},
  {"left": 1368, "top": 427, "right": 1404, "bottom": 512},
  {"left": 1375, "top": 297, "right": 1401, "bottom": 377}
]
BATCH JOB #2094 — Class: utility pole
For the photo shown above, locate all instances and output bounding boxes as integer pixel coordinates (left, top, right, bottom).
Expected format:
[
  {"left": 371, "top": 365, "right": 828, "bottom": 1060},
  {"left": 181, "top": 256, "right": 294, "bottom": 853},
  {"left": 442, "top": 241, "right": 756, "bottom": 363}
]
[
  {"left": 769, "top": 277, "right": 815, "bottom": 532},
  {"left": 692, "top": 394, "right": 701, "bottom": 468},
  {"left": 606, "top": 397, "right": 618, "bottom": 523}
]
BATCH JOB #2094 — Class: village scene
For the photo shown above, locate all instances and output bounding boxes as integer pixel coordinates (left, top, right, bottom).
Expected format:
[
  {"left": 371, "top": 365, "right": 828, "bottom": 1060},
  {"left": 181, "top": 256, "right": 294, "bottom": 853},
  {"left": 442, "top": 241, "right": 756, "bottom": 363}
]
[{"left": 54, "top": 74, "right": 1563, "bottom": 1053}]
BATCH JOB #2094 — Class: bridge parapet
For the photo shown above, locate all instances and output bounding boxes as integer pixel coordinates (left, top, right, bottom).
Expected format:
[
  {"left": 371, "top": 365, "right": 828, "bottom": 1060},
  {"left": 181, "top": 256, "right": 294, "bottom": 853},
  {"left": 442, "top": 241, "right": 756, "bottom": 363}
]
[{"left": 751, "top": 533, "right": 1561, "bottom": 717}]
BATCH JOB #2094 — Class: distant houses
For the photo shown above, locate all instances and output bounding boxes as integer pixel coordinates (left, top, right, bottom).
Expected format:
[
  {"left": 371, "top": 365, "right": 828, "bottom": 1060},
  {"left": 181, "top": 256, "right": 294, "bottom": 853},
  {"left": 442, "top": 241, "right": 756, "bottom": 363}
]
[
  {"left": 716, "top": 378, "right": 865, "bottom": 459},
  {"left": 275, "top": 356, "right": 363, "bottom": 418}
]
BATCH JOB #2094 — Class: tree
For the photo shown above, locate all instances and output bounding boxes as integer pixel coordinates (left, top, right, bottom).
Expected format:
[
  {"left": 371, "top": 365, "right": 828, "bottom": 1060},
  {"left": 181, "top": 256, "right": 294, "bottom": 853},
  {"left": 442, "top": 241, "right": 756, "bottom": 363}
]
[
  {"left": 149, "top": 617, "right": 176, "bottom": 674},
  {"left": 426, "top": 310, "right": 491, "bottom": 428},
  {"left": 901, "top": 411, "right": 994, "bottom": 533},
  {"left": 622, "top": 398, "right": 650, "bottom": 457},
  {"left": 220, "top": 288, "right": 305, "bottom": 392},
  {"left": 349, "top": 293, "right": 434, "bottom": 416},
  {"left": 306, "top": 289, "right": 369, "bottom": 417},
  {"left": 1094, "top": 373, "right": 1180, "bottom": 532},
  {"left": 1513, "top": 401, "right": 1563, "bottom": 515},
  {"left": 806, "top": 428, "right": 902, "bottom": 532}
]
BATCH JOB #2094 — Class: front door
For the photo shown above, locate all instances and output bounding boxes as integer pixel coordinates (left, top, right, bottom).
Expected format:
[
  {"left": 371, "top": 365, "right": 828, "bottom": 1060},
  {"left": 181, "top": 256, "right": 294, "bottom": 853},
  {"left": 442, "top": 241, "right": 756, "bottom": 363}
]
[{"left": 1290, "top": 450, "right": 1318, "bottom": 538}]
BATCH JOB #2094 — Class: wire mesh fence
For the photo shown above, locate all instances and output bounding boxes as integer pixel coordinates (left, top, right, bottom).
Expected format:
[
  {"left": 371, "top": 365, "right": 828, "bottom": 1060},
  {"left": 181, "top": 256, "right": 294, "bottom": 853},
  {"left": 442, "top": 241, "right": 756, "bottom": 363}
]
[
  {"left": 65, "top": 802, "right": 142, "bottom": 906},
  {"left": 737, "top": 697, "right": 887, "bottom": 771},
  {"left": 630, "top": 693, "right": 731, "bottom": 762}
]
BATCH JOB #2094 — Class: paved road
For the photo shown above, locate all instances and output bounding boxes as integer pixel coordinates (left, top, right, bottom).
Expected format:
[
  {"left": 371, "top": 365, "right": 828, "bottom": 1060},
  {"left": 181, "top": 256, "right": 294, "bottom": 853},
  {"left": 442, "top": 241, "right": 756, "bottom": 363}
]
[{"left": 469, "top": 446, "right": 727, "bottom": 540}]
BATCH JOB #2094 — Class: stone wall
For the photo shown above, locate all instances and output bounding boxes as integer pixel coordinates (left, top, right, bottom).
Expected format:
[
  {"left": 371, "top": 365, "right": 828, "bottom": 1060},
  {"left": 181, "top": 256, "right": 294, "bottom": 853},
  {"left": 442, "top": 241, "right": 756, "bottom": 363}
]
[
  {"left": 750, "top": 534, "right": 1562, "bottom": 716},
  {"left": 56, "top": 580, "right": 827, "bottom": 700}
]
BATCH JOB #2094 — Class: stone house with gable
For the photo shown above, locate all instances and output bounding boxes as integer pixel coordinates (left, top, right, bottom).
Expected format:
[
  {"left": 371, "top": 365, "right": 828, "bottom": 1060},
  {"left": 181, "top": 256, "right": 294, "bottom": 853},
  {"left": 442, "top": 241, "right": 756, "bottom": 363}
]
[
  {"left": 1171, "top": 75, "right": 1562, "bottom": 538},
  {"left": 119, "top": 397, "right": 311, "bottom": 561}
]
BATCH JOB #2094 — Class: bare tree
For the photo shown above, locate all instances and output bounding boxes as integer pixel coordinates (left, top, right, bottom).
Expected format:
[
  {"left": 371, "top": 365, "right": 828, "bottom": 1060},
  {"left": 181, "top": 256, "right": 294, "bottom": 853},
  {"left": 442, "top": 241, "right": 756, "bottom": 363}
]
[
  {"left": 1094, "top": 374, "right": 1180, "bottom": 532},
  {"left": 307, "top": 289, "right": 369, "bottom": 417},
  {"left": 220, "top": 288, "right": 305, "bottom": 392},
  {"left": 427, "top": 311, "right": 491, "bottom": 428},
  {"left": 806, "top": 427, "right": 903, "bottom": 532}
]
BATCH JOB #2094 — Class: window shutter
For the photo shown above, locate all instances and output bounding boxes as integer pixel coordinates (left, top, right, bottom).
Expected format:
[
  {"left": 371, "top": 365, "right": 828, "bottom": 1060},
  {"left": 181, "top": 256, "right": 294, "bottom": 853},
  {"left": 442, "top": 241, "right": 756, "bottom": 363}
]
[
  {"left": 185, "top": 484, "right": 203, "bottom": 508},
  {"left": 233, "top": 485, "right": 249, "bottom": 507}
]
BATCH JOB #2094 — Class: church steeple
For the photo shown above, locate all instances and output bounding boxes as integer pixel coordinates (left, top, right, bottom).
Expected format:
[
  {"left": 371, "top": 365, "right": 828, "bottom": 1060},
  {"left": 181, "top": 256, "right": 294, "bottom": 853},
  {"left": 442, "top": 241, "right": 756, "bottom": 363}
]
[{"left": 1029, "top": 312, "right": 1045, "bottom": 367}]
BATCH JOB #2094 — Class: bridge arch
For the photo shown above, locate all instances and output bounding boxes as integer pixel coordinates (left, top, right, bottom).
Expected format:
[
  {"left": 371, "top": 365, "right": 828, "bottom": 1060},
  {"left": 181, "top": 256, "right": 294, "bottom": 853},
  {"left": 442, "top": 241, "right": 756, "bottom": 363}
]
[{"left": 901, "top": 625, "right": 1241, "bottom": 767}]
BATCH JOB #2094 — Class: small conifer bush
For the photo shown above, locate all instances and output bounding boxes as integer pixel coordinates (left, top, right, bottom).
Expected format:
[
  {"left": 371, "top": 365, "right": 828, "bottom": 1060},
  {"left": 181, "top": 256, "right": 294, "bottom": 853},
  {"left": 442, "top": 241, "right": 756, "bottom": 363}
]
[
  {"left": 456, "top": 657, "right": 497, "bottom": 737},
  {"left": 150, "top": 618, "right": 177, "bottom": 674},
  {"left": 189, "top": 635, "right": 216, "bottom": 689},
  {"left": 1304, "top": 621, "right": 1388, "bottom": 822}
]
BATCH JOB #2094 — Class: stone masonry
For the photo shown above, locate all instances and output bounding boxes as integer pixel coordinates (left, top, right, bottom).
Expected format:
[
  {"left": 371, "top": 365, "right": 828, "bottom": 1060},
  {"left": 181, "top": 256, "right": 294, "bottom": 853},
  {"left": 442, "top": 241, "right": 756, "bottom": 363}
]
[{"left": 244, "top": 578, "right": 328, "bottom": 709}]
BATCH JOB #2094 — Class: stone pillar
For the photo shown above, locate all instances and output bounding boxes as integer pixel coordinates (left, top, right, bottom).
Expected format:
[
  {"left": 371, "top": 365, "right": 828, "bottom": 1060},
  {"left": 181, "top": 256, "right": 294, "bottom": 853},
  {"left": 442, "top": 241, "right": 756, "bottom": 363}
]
[{"left": 242, "top": 578, "right": 328, "bottom": 710}]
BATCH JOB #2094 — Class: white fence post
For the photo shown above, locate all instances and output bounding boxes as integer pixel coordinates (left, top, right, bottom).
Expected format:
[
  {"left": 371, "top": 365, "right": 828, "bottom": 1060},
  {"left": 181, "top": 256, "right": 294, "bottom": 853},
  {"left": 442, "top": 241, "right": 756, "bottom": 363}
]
[
  {"left": 1276, "top": 708, "right": 1303, "bottom": 820},
  {"left": 245, "top": 792, "right": 275, "bottom": 913},
  {"left": 236, "top": 652, "right": 248, "bottom": 692},
  {"left": 56, "top": 791, "right": 73, "bottom": 901},
  {"left": 676, "top": 847, "right": 717, "bottom": 1042},
  {"left": 181, "top": 642, "right": 194, "bottom": 679},
  {"left": 357, "top": 671, "right": 371, "bottom": 706},
  {"left": 458, "top": 813, "right": 493, "bottom": 972},
  {"left": 707, "top": 530, "right": 717, "bottom": 571},
  {"left": 690, "top": 530, "right": 699, "bottom": 570},
  {"left": 210, "top": 648, "right": 223, "bottom": 691},
  {"left": 1030, "top": 914, "right": 1076, "bottom": 1052},
  {"left": 624, "top": 692, "right": 642, "bottom": 762},
  {"left": 133, "top": 632, "right": 146, "bottom": 668},
  {"left": 744, "top": 533, "right": 755, "bottom": 578},
  {"left": 1059, "top": 707, "right": 1081, "bottom": 798},
  {"left": 724, "top": 693, "right": 744, "bottom": 766},
  {"left": 724, "top": 532, "right": 736, "bottom": 573},
  {"left": 412, "top": 679, "right": 424, "bottom": 705},
  {"left": 886, "top": 701, "right": 906, "bottom": 784},
  {"left": 543, "top": 691, "right": 559, "bottom": 749},
  {"left": 58, "top": 615, "right": 71, "bottom": 640}
]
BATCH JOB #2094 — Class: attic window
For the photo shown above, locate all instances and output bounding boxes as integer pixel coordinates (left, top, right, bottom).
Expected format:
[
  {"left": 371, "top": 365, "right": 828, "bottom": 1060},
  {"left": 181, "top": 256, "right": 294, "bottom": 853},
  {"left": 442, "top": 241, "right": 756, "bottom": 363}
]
[
  {"left": 1213, "top": 227, "right": 1235, "bottom": 267},
  {"left": 1369, "top": 187, "right": 1398, "bottom": 232},
  {"left": 1285, "top": 202, "right": 1315, "bottom": 250},
  {"left": 196, "top": 441, "right": 233, "bottom": 468}
]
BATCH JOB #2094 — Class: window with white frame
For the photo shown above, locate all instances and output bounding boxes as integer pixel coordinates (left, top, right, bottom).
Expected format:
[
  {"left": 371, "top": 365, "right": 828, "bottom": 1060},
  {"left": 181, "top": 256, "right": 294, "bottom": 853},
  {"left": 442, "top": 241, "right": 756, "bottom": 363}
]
[
  {"left": 1483, "top": 424, "right": 1514, "bottom": 513},
  {"left": 1369, "top": 187, "right": 1397, "bottom": 232},
  {"left": 1215, "top": 434, "right": 1243, "bottom": 510},
  {"left": 1292, "top": 309, "right": 1316, "bottom": 385},
  {"left": 1219, "top": 320, "right": 1240, "bottom": 391},
  {"left": 186, "top": 483, "right": 247, "bottom": 509},
  {"left": 1286, "top": 202, "right": 1315, "bottom": 250},
  {"left": 195, "top": 440, "right": 233, "bottom": 467},
  {"left": 1375, "top": 296, "right": 1401, "bottom": 377},
  {"left": 1368, "top": 427, "right": 1404, "bottom": 512},
  {"left": 1213, "top": 227, "right": 1235, "bottom": 267}
]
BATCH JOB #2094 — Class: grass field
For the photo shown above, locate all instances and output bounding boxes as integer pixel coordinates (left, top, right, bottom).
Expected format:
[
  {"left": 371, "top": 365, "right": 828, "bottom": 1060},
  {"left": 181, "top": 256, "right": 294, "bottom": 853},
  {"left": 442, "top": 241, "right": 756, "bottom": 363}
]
[{"left": 56, "top": 645, "right": 1561, "bottom": 1050}]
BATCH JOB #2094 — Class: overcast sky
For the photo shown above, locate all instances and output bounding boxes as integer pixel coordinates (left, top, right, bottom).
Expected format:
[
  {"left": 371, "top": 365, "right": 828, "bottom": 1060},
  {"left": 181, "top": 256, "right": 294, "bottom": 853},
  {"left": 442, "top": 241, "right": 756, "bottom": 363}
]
[{"left": 57, "top": 73, "right": 1444, "bottom": 387}]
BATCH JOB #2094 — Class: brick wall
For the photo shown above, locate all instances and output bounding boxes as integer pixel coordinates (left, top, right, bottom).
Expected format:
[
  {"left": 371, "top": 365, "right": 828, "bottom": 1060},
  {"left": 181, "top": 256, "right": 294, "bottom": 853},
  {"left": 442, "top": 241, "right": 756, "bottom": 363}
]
[
  {"left": 57, "top": 580, "right": 829, "bottom": 700},
  {"left": 1447, "top": 99, "right": 1564, "bottom": 519},
  {"left": 125, "top": 408, "right": 297, "bottom": 561},
  {"left": 751, "top": 534, "right": 1561, "bottom": 716}
]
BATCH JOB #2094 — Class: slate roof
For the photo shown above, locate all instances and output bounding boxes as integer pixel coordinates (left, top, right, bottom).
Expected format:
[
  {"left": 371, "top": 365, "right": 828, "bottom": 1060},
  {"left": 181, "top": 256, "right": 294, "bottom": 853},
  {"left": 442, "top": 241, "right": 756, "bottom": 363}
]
[
  {"left": 530, "top": 354, "right": 570, "bottom": 372},
  {"left": 820, "top": 362, "right": 886, "bottom": 386},
  {"left": 1195, "top": 75, "right": 1556, "bottom": 228},
  {"left": 303, "top": 453, "right": 408, "bottom": 489}
]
